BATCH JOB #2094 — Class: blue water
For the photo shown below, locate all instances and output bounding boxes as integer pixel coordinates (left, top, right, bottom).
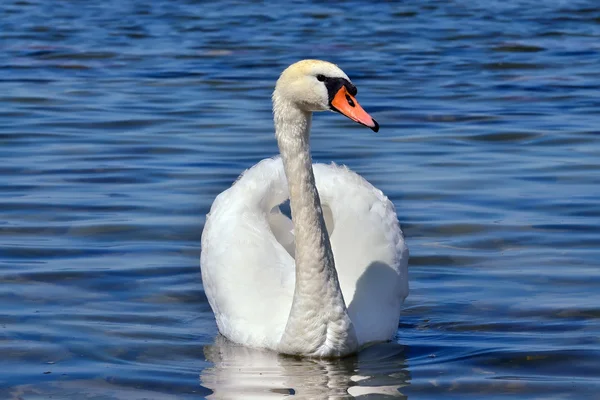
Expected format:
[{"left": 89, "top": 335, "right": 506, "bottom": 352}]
[{"left": 2, "top": 0, "right": 600, "bottom": 398}]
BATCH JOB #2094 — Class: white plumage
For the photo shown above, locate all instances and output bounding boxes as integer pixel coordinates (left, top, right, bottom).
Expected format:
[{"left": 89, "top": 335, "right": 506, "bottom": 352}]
[{"left": 201, "top": 60, "right": 408, "bottom": 357}]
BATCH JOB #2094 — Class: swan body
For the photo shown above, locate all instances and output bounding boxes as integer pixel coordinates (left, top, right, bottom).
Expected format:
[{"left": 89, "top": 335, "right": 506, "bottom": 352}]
[{"left": 201, "top": 60, "right": 408, "bottom": 357}]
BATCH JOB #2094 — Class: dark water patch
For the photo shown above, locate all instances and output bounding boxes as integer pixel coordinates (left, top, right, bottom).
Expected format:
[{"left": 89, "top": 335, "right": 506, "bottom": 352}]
[
  {"left": 462, "top": 131, "right": 542, "bottom": 142},
  {"left": 393, "top": 10, "right": 419, "bottom": 18},
  {"left": 493, "top": 43, "right": 547, "bottom": 53},
  {"left": 408, "top": 255, "right": 481, "bottom": 267},
  {"left": 483, "top": 62, "right": 545, "bottom": 70}
]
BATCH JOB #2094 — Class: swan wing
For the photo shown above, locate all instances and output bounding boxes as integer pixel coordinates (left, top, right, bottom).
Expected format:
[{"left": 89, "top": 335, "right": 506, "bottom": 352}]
[
  {"left": 313, "top": 163, "right": 409, "bottom": 346},
  {"left": 201, "top": 158, "right": 294, "bottom": 350},
  {"left": 202, "top": 158, "right": 409, "bottom": 350}
]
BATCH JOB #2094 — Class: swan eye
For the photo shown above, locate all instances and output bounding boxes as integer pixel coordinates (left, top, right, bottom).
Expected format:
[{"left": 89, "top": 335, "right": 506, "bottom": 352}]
[{"left": 316, "top": 74, "right": 326, "bottom": 82}]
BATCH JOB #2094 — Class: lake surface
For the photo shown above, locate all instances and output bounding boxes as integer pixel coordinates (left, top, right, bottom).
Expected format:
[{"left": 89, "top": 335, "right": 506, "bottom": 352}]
[{"left": 1, "top": 0, "right": 599, "bottom": 398}]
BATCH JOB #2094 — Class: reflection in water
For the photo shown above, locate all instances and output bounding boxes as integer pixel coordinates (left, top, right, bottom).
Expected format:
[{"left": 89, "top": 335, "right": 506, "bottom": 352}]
[{"left": 201, "top": 335, "right": 409, "bottom": 399}]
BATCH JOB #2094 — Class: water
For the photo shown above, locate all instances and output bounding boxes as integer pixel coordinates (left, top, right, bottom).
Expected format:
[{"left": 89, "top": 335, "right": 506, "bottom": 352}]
[{"left": 1, "top": 0, "right": 599, "bottom": 398}]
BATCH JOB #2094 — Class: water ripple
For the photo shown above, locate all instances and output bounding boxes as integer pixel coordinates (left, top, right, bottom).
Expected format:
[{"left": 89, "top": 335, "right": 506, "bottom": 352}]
[{"left": 1, "top": 0, "right": 599, "bottom": 398}]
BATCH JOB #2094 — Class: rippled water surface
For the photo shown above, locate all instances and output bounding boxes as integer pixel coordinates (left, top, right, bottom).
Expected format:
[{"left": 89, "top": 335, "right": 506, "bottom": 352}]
[{"left": 2, "top": 0, "right": 600, "bottom": 398}]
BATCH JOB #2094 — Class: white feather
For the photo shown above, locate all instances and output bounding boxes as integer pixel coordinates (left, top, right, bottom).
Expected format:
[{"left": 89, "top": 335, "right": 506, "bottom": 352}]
[{"left": 201, "top": 157, "right": 408, "bottom": 350}]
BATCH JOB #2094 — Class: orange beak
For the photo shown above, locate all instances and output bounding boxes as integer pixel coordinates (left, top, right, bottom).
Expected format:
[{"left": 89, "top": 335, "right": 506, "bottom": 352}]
[{"left": 330, "top": 86, "right": 379, "bottom": 132}]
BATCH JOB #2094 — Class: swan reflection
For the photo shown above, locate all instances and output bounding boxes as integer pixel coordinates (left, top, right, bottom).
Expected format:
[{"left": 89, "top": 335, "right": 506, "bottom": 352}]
[{"left": 201, "top": 335, "right": 410, "bottom": 399}]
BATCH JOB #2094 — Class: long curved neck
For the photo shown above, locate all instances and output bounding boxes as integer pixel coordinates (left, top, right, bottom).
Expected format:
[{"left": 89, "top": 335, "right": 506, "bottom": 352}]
[{"left": 273, "top": 97, "right": 357, "bottom": 357}]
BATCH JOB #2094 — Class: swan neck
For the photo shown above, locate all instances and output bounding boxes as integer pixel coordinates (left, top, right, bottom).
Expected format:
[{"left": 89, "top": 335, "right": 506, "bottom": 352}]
[{"left": 273, "top": 97, "right": 357, "bottom": 357}]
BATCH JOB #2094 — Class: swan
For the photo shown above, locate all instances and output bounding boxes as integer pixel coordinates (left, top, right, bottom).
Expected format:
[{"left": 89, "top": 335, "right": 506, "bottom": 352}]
[{"left": 201, "top": 60, "right": 409, "bottom": 358}]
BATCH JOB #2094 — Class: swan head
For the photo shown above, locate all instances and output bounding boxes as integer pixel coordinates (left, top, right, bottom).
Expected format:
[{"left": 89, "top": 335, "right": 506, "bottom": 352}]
[{"left": 273, "top": 60, "right": 379, "bottom": 132}]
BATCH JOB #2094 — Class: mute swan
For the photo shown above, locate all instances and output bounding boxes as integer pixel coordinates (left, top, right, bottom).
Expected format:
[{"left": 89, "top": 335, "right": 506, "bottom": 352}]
[{"left": 201, "top": 60, "right": 409, "bottom": 358}]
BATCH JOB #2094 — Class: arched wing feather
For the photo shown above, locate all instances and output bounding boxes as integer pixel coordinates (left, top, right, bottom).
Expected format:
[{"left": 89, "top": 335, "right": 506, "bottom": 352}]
[
  {"left": 201, "top": 157, "right": 408, "bottom": 350},
  {"left": 201, "top": 158, "right": 295, "bottom": 349}
]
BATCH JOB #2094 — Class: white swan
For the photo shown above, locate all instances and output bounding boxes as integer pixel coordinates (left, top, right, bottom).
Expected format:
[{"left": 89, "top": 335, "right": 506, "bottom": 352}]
[{"left": 201, "top": 60, "right": 409, "bottom": 358}]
